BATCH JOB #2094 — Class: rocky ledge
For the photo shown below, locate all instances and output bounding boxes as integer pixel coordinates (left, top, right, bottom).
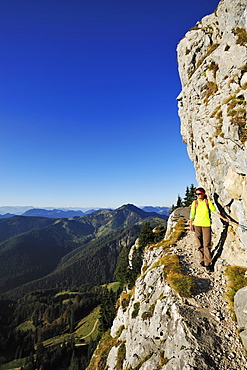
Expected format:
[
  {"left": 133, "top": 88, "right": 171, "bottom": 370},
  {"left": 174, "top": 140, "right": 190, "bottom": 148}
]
[
  {"left": 177, "top": 0, "right": 247, "bottom": 269},
  {"left": 88, "top": 213, "right": 247, "bottom": 369}
]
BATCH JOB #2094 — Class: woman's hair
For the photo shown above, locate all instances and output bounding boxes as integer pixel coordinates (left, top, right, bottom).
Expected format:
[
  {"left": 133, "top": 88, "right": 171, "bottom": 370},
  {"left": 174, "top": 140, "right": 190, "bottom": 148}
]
[{"left": 195, "top": 187, "right": 207, "bottom": 199}]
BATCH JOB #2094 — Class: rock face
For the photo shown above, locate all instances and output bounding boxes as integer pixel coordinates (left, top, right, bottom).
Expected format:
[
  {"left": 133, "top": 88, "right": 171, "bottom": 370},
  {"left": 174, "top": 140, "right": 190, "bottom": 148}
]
[
  {"left": 88, "top": 216, "right": 247, "bottom": 369},
  {"left": 177, "top": 0, "right": 247, "bottom": 269},
  {"left": 234, "top": 285, "right": 247, "bottom": 349},
  {"left": 108, "top": 245, "right": 224, "bottom": 370}
]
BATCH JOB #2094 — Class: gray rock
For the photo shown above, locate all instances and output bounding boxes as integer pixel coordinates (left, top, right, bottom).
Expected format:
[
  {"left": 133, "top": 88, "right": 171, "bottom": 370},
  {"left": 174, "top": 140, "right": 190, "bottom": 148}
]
[
  {"left": 172, "top": 207, "right": 191, "bottom": 220},
  {"left": 177, "top": 0, "right": 247, "bottom": 270},
  {"left": 234, "top": 286, "right": 247, "bottom": 329},
  {"left": 240, "top": 330, "right": 247, "bottom": 352},
  {"left": 165, "top": 207, "right": 190, "bottom": 239}
]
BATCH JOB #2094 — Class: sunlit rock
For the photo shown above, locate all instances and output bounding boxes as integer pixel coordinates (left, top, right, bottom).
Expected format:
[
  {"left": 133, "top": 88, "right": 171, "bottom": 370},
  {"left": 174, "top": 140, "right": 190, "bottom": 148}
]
[{"left": 177, "top": 0, "right": 247, "bottom": 269}]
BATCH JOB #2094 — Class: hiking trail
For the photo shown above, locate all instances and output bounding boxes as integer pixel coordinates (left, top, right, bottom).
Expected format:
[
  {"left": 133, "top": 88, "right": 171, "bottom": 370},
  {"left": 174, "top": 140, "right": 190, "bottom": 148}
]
[{"left": 171, "top": 223, "right": 247, "bottom": 369}]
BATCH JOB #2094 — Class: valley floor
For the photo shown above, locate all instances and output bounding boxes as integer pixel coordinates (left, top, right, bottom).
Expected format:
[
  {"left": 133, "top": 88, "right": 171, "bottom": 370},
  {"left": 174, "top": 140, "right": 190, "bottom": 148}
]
[{"left": 172, "top": 225, "right": 247, "bottom": 370}]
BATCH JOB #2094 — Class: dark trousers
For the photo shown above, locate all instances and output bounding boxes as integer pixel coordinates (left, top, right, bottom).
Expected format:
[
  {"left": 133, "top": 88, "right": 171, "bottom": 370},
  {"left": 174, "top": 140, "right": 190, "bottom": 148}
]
[{"left": 194, "top": 226, "right": 212, "bottom": 266}]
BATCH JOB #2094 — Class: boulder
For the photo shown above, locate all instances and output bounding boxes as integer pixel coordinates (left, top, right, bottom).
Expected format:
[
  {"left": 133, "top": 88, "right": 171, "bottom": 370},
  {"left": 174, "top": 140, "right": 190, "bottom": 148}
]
[{"left": 234, "top": 285, "right": 247, "bottom": 349}]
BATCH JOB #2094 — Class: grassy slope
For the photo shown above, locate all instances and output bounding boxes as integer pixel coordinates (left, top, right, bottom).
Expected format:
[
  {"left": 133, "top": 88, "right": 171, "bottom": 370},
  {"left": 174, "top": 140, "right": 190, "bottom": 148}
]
[{"left": 42, "top": 306, "right": 100, "bottom": 348}]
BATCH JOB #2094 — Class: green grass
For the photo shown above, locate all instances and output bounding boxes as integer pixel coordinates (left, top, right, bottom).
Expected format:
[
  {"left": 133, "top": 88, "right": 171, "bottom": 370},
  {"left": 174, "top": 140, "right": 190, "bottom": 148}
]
[
  {"left": 131, "top": 302, "right": 140, "bottom": 318},
  {"left": 15, "top": 320, "right": 36, "bottom": 332},
  {"left": 119, "top": 286, "right": 135, "bottom": 311},
  {"left": 74, "top": 306, "right": 100, "bottom": 342},
  {"left": 225, "top": 266, "right": 247, "bottom": 310},
  {"left": 104, "top": 281, "right": 121, "bottom": 292},
  {"left": 134, "top": 352, "right": 154, "bottom": 370},
  {"left": 162, "top": 218, "right": 185, "bottom": 247},
  {"left": 149, "top": 218, "right": 193, "bottom": 297},
  {"left": 115, "top": 342, "right": 126, "bottom": 370},
  {"left": 0, "top": 357, "right": 27, "bottom": 370},
  {"left": 167, "top": 272, "right": 193, "bottom": 298},
  {"left": 42, "top": 333, "right": 73, "bottom": 348},
  {"left": 55, "top": 291, "right": 82, "bottom": 297},
  {"left": 42, "top": 306, "right": 100, "bottom": 348}
]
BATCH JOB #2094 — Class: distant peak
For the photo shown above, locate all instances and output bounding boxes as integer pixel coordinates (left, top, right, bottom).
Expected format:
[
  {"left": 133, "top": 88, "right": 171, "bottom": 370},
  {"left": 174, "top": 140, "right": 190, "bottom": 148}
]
[{"left": 118, "top": 204, "right": 140, "bottom": 211}]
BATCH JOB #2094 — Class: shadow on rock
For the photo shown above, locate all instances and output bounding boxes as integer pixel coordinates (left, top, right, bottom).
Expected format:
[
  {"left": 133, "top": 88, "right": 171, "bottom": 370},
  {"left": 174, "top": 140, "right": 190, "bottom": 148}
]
[
  {"left": 192, "top": 276, "right": 212, "bottom": 295},
  {"left": 211, "top": 224, "right": 229, "bottom": 269},
  {"left": 211, "top": 193, "right": 229, "bottom": 269}
]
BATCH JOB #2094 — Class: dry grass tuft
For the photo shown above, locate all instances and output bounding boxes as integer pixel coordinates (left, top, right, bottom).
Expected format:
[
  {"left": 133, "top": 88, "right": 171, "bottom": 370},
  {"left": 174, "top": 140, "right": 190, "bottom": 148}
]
[
  {"left": 163, "top": 254, "right": 183, "bottom": 277},
  {"left": 226, "top": 96, "right": 247, "bottom": 142},
  {"left": 150, "top": 219, "right": 193, "bottom": 297},
  {"left": 225, "top": 265, "right": 247, "bottom": 311},
  {"left": 233, "top": 27, "right": 247, "bottom": 46},
  {"left": 204, "top": 81, "right": 218, "bottom": 103},
  {"left": 115, "top": 342, "right": 126, "bottom": 370},
  {"left": 87, "top": 330, "right": 117, "bottom": 370},
  {"left": 189, "top": 43, "right": 219, "bottom": 78},
  {"left": 161, "top": 218, "right": 185, "bottom": 248},
  {"left": 167, "top": 272, "right": 194, "bottom": 297},
  {"left": 207, "top": 61, "right": 219, "bottom": 78},
  {"left": 119, "top": 287, "right": 135, "bottom": 311}
]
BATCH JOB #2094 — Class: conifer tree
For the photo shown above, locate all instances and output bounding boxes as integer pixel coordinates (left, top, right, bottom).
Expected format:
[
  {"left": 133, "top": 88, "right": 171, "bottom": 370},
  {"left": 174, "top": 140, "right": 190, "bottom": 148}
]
[
  {"left": 69, "top": 350, "right": 80, "bottom": 370},
  {"left": 115, "top": 246, "right": 129, "bottom": 286},
  {"left": 99, "top": 288, "right": 116, "bottom": 332},
  {"left": 189, "top": 184, "right": 196, "bottom": 203},
  {"left": 128, "top": 246, "right": 143, "bottom": 288},
  {"left": 170, "top": 203, "right": 176, "bottom": 213},
  {"left": 172, "top": 184, "right": 196, "bottom": 210},
  {"left": 154, "top": 222, "right": 166, "bottom": 242},
  {"left": 183, "top": 184, "right": 196, "bottom": 206},
  {"left": 138, "top": 221, "right": 154, "bottom": 249},
  {"left": 35, "top": 340, "right": 44, "bottom": 369},
  {"left": 183, "top": 186, "right": 191, "bottom": 206},
  {"left": 176, "top": 195, "right": 183, "bottom": 208},
  {"left": 69, "top": 309, "right": 75, "bottom": 333}
]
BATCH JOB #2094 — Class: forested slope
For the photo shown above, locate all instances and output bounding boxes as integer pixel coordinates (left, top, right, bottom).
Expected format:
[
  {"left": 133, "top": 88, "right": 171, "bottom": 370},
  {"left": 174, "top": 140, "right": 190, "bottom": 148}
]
[{"left": 0, "top": 204, "right": 166, "bottom": 298}]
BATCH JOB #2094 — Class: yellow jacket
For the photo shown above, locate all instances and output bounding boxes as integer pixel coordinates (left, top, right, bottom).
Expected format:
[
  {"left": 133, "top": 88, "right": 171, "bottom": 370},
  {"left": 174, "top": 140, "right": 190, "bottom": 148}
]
[{"left": 190, "top": 199, "right": 217, "bottom": 227}]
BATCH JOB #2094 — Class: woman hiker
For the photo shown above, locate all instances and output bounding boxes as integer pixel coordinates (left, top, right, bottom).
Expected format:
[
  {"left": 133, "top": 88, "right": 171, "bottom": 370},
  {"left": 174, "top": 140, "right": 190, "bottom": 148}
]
[{"left": 189, "top": 187, "right": 229, "bottom": 271}]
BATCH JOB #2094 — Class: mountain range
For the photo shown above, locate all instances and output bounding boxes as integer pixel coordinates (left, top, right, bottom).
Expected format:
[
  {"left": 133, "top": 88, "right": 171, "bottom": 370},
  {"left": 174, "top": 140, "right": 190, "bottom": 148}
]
[
  {"left": 0, "top": 204, "right": 166, "bottom": 299},
  {"left": 141, "top": 206, "right": 170, "bottom": 215},
  {"left": 0, "top": 205, "right": 171, "bottom": 218},
  {"left": 0, "top": 206, "right": 101, "bottom": 218}
]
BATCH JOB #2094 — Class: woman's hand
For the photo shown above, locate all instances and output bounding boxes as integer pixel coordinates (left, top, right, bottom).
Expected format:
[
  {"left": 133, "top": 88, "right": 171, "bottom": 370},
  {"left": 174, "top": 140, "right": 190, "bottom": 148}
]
[{"left": 216, "top": 213, "right": 229, "bottom": 223}]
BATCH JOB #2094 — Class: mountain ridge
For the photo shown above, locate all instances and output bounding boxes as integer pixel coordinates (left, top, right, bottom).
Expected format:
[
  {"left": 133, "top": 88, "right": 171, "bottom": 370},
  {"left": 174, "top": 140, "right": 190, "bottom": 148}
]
[
  {"left": 0, "top": 204, "right": 166, "bottom": 299},
  {"left": 0, "top": 205, "right": 171, "bottom": 218},
  {"left": 22, "top": 208, "right": 85, "bottom": 218}
]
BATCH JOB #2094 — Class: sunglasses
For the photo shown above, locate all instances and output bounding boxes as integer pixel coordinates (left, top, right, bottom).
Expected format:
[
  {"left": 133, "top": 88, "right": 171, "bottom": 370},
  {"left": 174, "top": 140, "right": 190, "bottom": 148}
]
[{"left": 195, "top": 192, "right": 203, "bottom": 195}]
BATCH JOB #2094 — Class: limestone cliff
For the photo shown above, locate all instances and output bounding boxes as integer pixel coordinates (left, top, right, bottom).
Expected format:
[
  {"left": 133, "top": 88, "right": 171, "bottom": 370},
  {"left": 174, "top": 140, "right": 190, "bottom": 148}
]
[
  {"left": 87, "top": 215, "right": 247, "bottom": 369},
  {"left": 177, "top": 0, "right": 247, "bottom": 269}
]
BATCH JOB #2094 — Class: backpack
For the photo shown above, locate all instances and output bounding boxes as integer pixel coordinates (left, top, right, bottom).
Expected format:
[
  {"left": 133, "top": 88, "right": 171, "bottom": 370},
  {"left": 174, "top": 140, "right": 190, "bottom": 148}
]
[{"left": 195, "top": 198, "right": 209, "bottom": 209}]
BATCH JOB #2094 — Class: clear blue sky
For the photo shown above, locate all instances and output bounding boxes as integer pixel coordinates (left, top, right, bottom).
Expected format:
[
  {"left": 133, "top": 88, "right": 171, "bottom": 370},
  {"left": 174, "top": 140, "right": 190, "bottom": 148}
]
[{"left": 0, "top": 0, "right": 219, "bottom": 209}]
